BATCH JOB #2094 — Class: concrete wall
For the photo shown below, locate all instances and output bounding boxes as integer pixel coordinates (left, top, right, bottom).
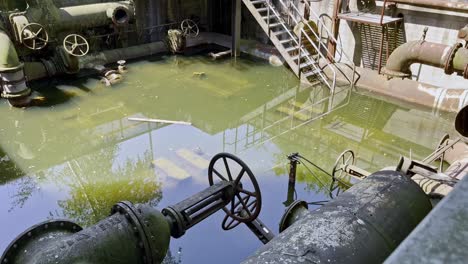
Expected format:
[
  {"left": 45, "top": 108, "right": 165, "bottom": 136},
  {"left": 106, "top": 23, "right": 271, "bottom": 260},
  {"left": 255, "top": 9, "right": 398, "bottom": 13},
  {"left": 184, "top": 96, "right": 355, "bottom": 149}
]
[{"left": 308, "top": 0, "right": 467, "bottom": 88}]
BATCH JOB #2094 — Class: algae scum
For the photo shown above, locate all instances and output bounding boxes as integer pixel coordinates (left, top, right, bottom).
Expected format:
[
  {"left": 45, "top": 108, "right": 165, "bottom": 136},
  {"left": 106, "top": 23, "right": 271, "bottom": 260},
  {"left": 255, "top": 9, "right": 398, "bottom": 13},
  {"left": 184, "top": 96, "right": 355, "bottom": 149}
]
[{"left": 0, "top": 55, "right": 454, "bottom": 263}]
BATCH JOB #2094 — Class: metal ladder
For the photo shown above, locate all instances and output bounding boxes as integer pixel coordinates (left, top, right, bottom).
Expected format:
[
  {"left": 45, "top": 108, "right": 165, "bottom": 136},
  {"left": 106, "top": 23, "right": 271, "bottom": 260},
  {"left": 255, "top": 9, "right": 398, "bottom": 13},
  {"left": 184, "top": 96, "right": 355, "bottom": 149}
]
[{"left": 243, "top": 0, "right": 356, "bottom": 92}]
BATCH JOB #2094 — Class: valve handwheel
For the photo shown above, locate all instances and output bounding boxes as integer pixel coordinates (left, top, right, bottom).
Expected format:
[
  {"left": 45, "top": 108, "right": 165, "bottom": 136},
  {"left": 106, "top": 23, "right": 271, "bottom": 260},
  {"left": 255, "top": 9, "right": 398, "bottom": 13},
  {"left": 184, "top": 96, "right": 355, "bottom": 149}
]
[
  {"left": 208, "top": 153, "right": 262, "bottom": 230},
  {"left": 63, "top": 34, "right": 90, "bottom": 57},
  {"left": 180, "top": 19, "right": 199, "bottom": 38},
  {"left": 332, "top": 149, "right": 355, "bottom": 180},
  {"left": 20, "top": 23, "right": 49, "bottom": 50}
]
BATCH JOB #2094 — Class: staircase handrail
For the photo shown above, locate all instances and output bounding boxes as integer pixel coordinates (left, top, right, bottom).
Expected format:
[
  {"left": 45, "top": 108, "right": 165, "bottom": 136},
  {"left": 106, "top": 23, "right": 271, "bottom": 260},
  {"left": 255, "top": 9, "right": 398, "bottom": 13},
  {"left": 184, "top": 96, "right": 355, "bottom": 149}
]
[
  {"left": 278, "top": 0, "right": 356, "bottom": 85},
  {"left": 263, "top": 0, "right": 337, "bottom": 92}
]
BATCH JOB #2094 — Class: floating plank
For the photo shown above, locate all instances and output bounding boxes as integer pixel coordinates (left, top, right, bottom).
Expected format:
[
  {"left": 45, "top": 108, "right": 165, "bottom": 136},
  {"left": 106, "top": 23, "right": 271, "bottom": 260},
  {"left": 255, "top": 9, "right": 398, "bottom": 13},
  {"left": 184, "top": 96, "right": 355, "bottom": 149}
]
[
  {"left": 153, "top": 159, "right": 191, "bottom": 180},
  {"left": 176, "top": 149, "right": 210, "bottom": 170},
  {"left": 128, "top": 117, "right": 192, "bottom": 126}
]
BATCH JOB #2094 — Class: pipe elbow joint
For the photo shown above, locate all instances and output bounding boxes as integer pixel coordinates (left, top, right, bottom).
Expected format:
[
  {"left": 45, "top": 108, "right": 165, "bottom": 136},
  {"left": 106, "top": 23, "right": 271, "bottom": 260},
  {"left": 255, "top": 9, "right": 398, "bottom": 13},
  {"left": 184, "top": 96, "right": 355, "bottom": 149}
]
[{"left": 382, "top": 41, "right": 422, "bottom": 79}]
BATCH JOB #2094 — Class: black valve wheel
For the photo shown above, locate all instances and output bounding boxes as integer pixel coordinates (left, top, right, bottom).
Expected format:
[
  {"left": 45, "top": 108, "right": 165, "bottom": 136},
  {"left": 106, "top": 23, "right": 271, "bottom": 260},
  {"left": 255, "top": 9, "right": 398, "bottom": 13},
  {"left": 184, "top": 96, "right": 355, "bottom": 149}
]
[
  {"left": 20, "top": 23, "right": 49, "bottom": 50},
  {"left": 208, "top": 153, "right": 262, "bottom": 230},
  {"left": 332, "top": 149, "right": 355, "bottom": 180},
  {"left": 63, "top": 34, "right": 90, "bottom": 57},
  {"left": 180, "top": 19, "right": 199, "bottom": 38}
]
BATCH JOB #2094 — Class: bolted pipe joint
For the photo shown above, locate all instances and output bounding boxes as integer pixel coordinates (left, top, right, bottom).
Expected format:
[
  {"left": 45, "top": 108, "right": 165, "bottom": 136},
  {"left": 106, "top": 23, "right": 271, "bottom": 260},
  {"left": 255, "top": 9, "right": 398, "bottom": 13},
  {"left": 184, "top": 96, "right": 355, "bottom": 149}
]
[{"left": 1, "top": 202, "right": 172, "bottom": 264}]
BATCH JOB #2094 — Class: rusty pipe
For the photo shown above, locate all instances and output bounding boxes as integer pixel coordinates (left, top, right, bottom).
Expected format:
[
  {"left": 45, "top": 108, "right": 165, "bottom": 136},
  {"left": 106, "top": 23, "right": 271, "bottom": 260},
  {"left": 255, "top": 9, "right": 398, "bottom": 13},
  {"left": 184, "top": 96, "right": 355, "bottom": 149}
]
[
  {"left": 384, "top": 0, "right": 468, "bottom": 13},
  {"left": 382, "top": 41, "right": 468, "bottom": 79}
]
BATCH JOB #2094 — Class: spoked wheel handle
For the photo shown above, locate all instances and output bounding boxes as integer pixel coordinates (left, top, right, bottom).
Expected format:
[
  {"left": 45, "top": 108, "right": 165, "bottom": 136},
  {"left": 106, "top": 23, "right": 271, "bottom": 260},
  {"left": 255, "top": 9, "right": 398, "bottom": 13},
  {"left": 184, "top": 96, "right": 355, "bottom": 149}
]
[
  {"left": 208, "top": 153, "right": 262, "bottom": 231},
  {"left": 180, "top": 19, "right": 200, "bottom": 38},
  {"left": 332, "top": 149, "right": 355, "bottom": 180},
  {"left": 20, "top": 23, "right": 49, "bottom": 50},
  {"left": 63, "top": 34, "right": 90, "bottom": 57}
]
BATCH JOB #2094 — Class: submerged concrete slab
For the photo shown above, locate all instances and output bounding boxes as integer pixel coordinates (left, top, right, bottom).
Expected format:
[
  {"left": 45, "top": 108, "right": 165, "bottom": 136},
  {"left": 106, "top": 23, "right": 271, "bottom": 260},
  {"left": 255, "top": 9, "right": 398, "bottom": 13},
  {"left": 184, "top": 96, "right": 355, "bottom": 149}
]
[{"left": 385, "top": 175, "right": 468, "bottom": 264}]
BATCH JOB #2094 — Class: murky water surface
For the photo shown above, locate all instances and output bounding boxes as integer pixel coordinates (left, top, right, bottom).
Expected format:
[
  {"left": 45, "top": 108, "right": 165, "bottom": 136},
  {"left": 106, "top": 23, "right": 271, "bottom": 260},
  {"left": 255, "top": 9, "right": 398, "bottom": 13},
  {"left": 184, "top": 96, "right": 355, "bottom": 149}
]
[{"left": 0, "top": 55, "right": 455, "bottom": 263}]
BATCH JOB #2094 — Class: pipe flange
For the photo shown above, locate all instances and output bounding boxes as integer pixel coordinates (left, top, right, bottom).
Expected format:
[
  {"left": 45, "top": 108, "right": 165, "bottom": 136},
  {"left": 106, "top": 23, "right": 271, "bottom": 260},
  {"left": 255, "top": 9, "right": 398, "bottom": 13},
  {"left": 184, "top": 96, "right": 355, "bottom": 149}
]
[
  {"left": 279, "top": 200, "right": 309, "bottom": 233},
  {"left": 0, "top": 220, "right": 82, "bottom": 264},
  {"left": 1, "top": 87, "right": 31, "bottom": 99},
  {"left": 161, "top": 206, "right": 186, "bottom": 238},
  {"left": 111, "top": 201, "right": 153, "bottom": 264},
  {"left": 444, "top": 43, "right": 463, "bottom": 75}
]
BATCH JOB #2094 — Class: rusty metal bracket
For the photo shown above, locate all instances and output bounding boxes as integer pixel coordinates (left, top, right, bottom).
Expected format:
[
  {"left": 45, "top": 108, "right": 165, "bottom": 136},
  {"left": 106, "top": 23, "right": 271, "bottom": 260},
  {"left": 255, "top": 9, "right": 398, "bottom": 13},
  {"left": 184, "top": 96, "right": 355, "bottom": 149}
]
[{"left": 444, "top": 43, "right": 463, "bottom": 75}]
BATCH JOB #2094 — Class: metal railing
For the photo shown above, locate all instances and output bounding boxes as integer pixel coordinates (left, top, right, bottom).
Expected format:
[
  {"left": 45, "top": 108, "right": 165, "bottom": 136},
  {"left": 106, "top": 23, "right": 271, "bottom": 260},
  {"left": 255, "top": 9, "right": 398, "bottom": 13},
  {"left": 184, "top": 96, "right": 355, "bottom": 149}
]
[
  {"left": 261, "top": 0, "right": 336, "bottom": 93},
  {"left": 276, "top": 0, "right": 357, "bottom": 86}
]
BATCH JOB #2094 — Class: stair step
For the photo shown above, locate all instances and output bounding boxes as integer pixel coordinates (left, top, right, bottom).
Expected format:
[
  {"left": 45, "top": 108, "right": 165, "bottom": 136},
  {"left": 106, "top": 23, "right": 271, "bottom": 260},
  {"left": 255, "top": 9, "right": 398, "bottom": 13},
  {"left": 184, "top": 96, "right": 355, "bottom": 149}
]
[
  {"left": 291, "top": 51, "right": 311, "bottom": 61},
  {"left": 279, "top": 38, "right": 294, "bottom": 44},
  {"left": 302, "top": 68, "right": 321, "bottom": 78},
  {"left": 300, "top": 60, "right": 317, "bottom": 69},
  {"left": 262, "top": 16, "right": 277, "bottom": 21},
  {"left": 274, "top": 30, "right": 291, "bottom": 36},
  {"left": 257, "top": 7, "right": 269, "bottom": 12},
  {"left": 251, "top": 0, "right": 266, "bottom": 4},
  {"left": 285, "top": 46, "right": 299, "bottom": 53},
  {"left": 153, "top": 158, "right": 191, "bottom": 180},
  {"left": 268, "top": 22, "right": 283, "bottom": 28},
  {"left": 289, "top": 101, "right": 323, "bottom": 115},
  {"left": 276, "top": 106, "right": 310, "bottom": 121}
]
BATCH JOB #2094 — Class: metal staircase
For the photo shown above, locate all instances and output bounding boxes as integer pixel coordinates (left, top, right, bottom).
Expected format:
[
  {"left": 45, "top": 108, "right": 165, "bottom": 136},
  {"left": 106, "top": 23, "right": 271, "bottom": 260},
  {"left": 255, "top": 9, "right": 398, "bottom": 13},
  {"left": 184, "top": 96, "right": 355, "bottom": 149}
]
[{"left": 243, "top": 0, "right": 356, "bottom": 92}]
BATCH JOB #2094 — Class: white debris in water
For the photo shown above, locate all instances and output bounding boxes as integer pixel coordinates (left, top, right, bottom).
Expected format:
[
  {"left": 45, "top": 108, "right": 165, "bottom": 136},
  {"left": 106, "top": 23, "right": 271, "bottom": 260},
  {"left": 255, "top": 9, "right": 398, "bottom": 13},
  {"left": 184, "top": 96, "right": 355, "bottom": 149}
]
[
  {"left": 357, "top": 218, "right": 365, "bottom": 225},
  {"left": 269, "top": 56, "right": 283, "bottom": 67}
]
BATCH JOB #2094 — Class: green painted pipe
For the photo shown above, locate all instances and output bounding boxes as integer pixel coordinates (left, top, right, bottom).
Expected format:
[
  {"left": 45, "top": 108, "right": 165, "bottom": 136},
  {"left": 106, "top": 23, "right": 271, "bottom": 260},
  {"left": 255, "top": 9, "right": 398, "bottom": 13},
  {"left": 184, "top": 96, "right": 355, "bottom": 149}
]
[{"left": 0, "top": 29, "right": 22, "bottom": 72}]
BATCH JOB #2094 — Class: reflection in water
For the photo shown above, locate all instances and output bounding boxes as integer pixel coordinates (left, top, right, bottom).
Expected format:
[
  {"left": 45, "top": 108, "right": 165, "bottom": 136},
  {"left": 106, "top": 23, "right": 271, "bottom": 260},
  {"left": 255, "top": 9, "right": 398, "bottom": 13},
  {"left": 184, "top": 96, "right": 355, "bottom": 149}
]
[
  {"left": 0, "top": 55, "right": 456, "bottom": 263},
  {"left": 52, "top": 147, "right": 162, "bottom": 226}
]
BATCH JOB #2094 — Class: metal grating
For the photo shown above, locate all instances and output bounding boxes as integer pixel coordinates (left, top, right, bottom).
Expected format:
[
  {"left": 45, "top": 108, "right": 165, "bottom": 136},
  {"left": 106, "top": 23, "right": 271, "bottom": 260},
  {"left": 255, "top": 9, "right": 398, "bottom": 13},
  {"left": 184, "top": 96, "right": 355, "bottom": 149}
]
[{"left": 358, "top": 22, "right": 406, "bottom": 70}]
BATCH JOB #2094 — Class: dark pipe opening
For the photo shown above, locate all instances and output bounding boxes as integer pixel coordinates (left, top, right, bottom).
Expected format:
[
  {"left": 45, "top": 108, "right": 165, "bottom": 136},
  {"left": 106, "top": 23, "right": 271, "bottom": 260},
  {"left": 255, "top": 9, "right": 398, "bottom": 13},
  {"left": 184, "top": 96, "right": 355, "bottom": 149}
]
[
  {"left": 456, "top": 105, "right": 468, "bottom": 137},
  {"left": 114, "top": 8, "right": 129, "bottom": 24}
]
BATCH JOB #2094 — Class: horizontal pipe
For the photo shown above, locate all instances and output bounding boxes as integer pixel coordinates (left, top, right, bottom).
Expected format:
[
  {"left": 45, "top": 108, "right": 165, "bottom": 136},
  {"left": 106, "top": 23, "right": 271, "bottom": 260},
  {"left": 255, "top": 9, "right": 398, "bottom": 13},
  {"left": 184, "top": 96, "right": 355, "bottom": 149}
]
[
  {"left": 382, "top": 41, "right": 468, "bottom": 79},
  {"left": 55, "top": 1, "right": 135, "bottom": 30},
  {"left": 242, "top": 171, "right": 432, "bottom": 264},
  {"left": 384, "top": 0, "right": 468, "bottom": 13}
]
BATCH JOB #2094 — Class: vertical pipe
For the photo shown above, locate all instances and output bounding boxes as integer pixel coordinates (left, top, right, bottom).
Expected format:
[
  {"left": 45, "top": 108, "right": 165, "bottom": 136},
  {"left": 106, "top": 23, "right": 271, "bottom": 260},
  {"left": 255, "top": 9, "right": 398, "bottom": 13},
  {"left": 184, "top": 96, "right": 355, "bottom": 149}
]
[{"left": 231, "top": 0, "right": 241, "bottom": 57}]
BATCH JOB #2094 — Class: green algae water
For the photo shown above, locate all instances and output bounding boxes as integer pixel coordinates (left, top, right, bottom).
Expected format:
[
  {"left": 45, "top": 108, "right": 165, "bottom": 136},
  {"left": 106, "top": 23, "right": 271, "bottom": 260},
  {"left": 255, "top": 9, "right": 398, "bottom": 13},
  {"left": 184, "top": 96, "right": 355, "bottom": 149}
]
[{"left": 0, "top": 54, "right": 456, "bottom": 263}]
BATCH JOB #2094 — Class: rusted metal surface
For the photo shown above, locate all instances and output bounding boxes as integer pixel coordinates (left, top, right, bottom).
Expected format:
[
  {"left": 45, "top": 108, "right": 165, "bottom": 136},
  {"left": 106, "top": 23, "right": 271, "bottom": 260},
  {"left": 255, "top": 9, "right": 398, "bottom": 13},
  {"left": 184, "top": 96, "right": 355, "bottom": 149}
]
[
  {"left": 382, "top": 41, "right": 468, "bottom": 79},
  {"left": 386, "top": 0, "right": 468, "bottom": 13}
]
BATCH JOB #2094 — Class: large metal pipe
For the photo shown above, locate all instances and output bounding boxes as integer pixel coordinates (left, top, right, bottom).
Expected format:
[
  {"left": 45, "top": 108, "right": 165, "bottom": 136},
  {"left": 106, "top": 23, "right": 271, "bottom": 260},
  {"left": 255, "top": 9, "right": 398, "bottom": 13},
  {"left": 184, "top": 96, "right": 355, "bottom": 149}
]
[
  {"left": 384, "top": 0, "right": 468, "bottom": 13},
  {"left": 1, "top": 202, "right": 172, "bottom": 264},
  {"left": 242, "top": 170, "right": 432, "bottom": 264},
  {"left": 382, "top": 41, "right": 468, "bottom": 79},
  {"left": 0, "top": 28, "right": 31, "bottom": 106},
  {"left": 23, "top": 0, "right": 134, "bottom": 31}
]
